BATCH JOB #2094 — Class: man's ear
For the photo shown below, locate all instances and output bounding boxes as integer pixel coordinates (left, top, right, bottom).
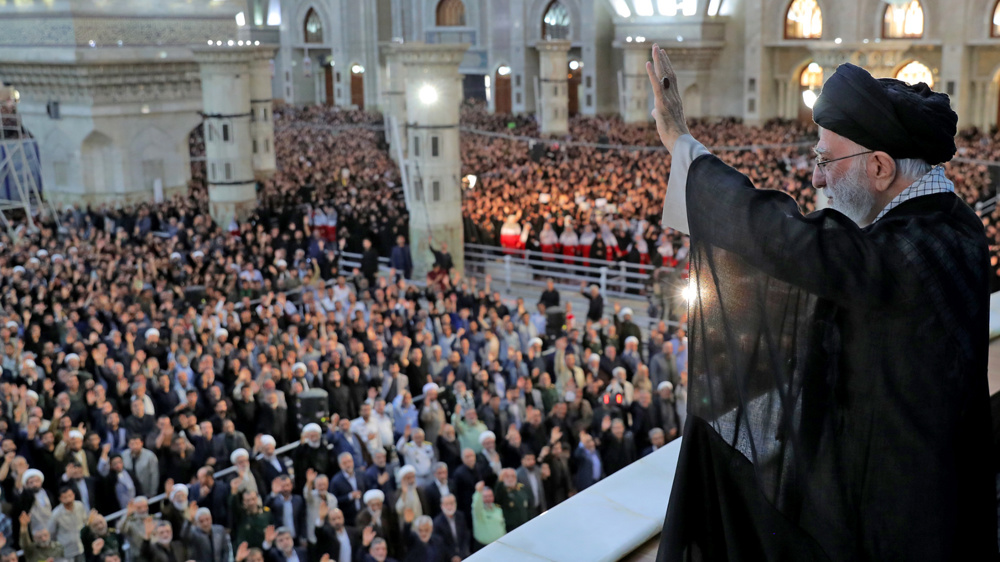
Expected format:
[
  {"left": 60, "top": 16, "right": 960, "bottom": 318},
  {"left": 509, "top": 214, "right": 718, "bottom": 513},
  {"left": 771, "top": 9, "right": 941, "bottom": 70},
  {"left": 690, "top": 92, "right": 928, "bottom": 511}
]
[{"left": 869, "top": 151, "right": 897, "bottom": 193}]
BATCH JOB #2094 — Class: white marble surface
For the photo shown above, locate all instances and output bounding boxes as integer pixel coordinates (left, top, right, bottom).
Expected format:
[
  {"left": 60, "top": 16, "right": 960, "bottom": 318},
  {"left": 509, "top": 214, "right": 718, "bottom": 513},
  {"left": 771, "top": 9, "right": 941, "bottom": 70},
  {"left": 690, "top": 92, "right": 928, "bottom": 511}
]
[{"left": 469, "top": 438, "right": 682, "bottom": 562}]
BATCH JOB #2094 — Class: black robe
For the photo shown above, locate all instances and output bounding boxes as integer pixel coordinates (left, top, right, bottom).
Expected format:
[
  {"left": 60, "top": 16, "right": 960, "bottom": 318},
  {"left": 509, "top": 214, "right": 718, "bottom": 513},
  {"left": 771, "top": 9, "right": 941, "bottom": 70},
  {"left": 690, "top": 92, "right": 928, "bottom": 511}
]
[{"left": 658, "top": 155, "right": 996, "bottom": 561}]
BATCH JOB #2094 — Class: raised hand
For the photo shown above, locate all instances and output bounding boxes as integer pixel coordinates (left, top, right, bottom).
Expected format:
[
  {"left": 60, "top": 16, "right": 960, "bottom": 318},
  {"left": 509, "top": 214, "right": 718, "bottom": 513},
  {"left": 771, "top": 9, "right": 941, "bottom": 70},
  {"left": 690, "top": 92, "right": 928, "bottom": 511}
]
[
  {"left": 645, "top": 44, "right": 690, "bottom": 152},
  {"left": 236, "top": 542, "right": 250, "bottom": 562},
  {"left": 403, "top": 507, "right": 415, "bottom": 524},
  {"left": 92, "top": 537, "right": 104, "bottom": 555},
  {"left": 264, "top": 524, "right": 276, "bottom": 544},
  {"left": 362, "top": 525, "right": 376, "bottom": 547}
]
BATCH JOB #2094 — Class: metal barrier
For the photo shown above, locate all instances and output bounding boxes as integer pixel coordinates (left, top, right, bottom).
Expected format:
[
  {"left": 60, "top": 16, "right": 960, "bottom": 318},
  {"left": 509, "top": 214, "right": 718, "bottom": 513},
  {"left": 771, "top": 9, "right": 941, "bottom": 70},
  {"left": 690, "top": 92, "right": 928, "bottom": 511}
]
[{"left": 463, "top": 243, "right": 662, "bottom": 300}]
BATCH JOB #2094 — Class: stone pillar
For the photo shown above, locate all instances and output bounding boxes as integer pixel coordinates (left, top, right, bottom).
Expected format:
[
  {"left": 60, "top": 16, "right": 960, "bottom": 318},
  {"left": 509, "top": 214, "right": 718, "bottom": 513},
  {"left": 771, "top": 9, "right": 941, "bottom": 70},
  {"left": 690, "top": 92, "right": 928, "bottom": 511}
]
[
  {"left": 619, "top": 43, "right": 651, "bottom": 124},
  {"left": 397, "top": 43, "right": 469, "bottom": 279},
  {"left": 192, "top": 47, "right": 258, "bottom": 228},
  {"left": 381, "top": 43, "right": 407, "bottom": 163},
  {"left": 535, "top": 40, "right": 571, "bottom": 135},
  {"left": 249, "top": 47, "right": 277, "bottom": 180}
]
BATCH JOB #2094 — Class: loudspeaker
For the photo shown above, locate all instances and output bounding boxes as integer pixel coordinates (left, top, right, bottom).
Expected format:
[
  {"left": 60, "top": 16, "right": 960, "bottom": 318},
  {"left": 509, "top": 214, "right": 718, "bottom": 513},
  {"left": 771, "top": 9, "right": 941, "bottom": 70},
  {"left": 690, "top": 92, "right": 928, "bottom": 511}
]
[
  {"left": 296, "top": 388, "right": 329, "bottom": 427},
  {"left": 546, "top": 307, "right": 566, "bottom": 338},
  {"left": 530, "top": 142, "right": 545, "bottom": 163},
  {"left": 46, "top": 101, "right": 60, "bottom": 120}
]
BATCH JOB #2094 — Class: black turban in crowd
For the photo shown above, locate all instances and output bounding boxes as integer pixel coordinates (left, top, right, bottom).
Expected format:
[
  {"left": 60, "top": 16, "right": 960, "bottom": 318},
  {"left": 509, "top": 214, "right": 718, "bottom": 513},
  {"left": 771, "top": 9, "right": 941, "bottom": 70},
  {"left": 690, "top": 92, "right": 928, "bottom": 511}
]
[{"left": 812, "top": 63, "right": 957, "bottom": 165}]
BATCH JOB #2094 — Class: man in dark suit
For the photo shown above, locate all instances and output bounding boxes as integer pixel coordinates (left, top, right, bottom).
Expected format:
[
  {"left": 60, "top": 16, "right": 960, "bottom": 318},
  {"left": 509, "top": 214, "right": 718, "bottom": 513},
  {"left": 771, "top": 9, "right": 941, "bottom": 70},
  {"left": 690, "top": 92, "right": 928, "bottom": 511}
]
[
  {"left": 265, "top": 527, "right": 307, "bottom": 562},
  {"left": 62, "top": 459, "right": 98, "bottom": 513},
  {"left": 264, "top": 475, "right": 306, "bottom": 543},
  {"left": 330, "top": 452, "right": 368, "bottom": 525},
  {"left": 181, "top": 506, "right": 231, "bottom": 562},
  {"left": 360, "top": 238, "right": 380, "bottom": 288},
  {"left": 432, "top": 494, "right": 470, "bottom": 560},
  {"left": 403, "top": 515, "right": 447, "bottom": 562},
  {"left": 313, "top": 506, "right": 362, "bottom": 561},
  {"left": 254, "top": 434, "right": 289, "bottom": 486},
  {"left": 451, "top": 448, "right": 483, "bottom": 526},
  {"left": 355, "top": 489, "right": 403, "bottom": 559},
  {"left": 516, "top": 451, "right": 547, "bottom": 517},
  {"left": 189, "top": 466, "right": 229, "bottom": 529},
  {"left": 421, "top": 462, "right": 453, "bottom": 518}
]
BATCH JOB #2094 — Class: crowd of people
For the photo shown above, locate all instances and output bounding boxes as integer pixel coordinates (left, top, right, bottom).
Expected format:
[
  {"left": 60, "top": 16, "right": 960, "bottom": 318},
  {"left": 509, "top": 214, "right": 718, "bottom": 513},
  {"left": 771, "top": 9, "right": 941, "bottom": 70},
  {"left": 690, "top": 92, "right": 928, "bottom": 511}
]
[{"left": 0, "top": 95, "right": 995, "bottom": 562}]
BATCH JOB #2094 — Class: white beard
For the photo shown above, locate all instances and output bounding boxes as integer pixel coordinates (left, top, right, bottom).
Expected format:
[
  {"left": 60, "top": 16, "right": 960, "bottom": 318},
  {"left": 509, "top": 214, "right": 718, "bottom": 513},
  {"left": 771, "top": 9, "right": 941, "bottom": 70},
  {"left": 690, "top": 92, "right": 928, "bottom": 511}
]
[{"left": 826, "top": 159, "right": 877, "bottom": 225}]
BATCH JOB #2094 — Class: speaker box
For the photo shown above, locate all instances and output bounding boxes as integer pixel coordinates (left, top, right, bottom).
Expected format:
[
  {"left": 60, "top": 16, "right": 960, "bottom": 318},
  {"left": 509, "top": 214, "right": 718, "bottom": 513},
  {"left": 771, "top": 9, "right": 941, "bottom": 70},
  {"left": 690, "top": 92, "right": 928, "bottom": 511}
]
[{"left": 546, "top": 308, "right": 566, "bottom": 338}]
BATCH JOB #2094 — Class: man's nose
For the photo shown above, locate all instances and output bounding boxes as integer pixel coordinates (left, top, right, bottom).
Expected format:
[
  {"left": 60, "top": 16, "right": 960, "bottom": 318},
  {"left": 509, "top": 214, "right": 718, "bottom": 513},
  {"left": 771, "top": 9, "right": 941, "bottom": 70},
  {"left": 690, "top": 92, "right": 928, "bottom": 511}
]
[{"left": 812, "top": 165, "right": 826, "bottom": 190}]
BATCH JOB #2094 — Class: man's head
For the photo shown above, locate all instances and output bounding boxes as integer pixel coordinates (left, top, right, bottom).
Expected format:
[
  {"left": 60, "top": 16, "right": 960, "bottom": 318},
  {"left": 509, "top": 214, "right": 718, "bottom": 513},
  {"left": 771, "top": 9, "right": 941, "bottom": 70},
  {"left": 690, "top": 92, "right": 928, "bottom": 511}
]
[
  {"left": 461, "top": 448, "right": 476, "bottom": 468},
  {"left": 338, "top": 451, "right": 354, "bottom": 474},
  {"left": 369, "top": 538, "right": 388, "bottom": 562},
  {"left": 415, "top": 515, "right": 434, "bottom": 543},
  {"left": 274, "top": 528, "right": 294, "bottom": 554},
  {"left": 154, "top": 521, "right": 172, "bottom": 545},
  {"left": 649, "top": 428, "right": 666, "bottom": 448},
  {"left": 811, "top": 63, "right": 956, "bottom": 226},
  {"left": 195, "top": 507, "right": 213, "bottom": 532},
  {"left": 434, "top": 461, "right": 449, "bottom": 484},
  {"left": 328, "top": 507, "right": 345, "bottom": 530},
  {"left": 58, "top": 484, "right": 76, "bottom": 507}
]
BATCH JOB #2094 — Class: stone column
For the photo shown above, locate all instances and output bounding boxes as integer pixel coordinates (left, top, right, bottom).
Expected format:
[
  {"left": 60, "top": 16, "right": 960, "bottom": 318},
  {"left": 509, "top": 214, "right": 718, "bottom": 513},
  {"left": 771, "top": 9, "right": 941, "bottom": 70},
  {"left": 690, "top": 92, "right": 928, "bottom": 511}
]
[
  {"left": 192, "top": 47, "right": 258, "bottom": 227},
  {"left": 249, "top": 46, "right": 277, "bottom": 180},
  {"left": 618, "top": 43, "right": 652, "bottom": 124},
  {"left": 535, "top": 40, "right": 571, "bottom": 135},
  {"left": 397, "top": 42, "right": 469, "bottom": 279},
  {"left": 380, "top": 43, "right": 407, "bottom": 163}
]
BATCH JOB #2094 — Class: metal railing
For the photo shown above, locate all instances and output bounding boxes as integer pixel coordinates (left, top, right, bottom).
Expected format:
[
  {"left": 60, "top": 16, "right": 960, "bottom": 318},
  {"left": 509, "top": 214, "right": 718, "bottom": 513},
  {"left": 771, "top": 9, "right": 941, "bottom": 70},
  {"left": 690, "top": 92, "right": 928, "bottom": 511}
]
[{"left": 463, "top": 242, "right": 662, "bottom": 300}]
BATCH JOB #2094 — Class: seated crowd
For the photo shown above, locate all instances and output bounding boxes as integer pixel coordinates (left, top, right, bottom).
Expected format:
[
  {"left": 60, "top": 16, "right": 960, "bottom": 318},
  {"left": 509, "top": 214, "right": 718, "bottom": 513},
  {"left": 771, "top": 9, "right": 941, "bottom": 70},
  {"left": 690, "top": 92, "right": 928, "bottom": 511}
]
[{"left": 0, "top": 99, "right": 993, "bottom": 562}]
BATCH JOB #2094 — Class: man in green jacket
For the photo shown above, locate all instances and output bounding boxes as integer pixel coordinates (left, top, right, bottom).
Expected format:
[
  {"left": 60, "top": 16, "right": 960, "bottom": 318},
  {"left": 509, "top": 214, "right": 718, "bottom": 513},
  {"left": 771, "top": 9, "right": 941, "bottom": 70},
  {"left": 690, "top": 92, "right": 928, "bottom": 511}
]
[
  {"left": 229, "top": 478, "right": 271, "bottom": 549},
  {"left": 471, "top": 482, "right": 506, "bottom": 546},
  {"left": 493, "top": 469, "right": 532, "bottom": 531}
]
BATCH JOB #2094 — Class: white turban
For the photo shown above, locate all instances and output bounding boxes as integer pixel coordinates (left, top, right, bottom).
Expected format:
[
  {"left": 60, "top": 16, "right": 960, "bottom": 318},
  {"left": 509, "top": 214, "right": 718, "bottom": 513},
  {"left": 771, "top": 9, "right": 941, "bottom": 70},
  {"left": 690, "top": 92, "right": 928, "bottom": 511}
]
[
  {"left": 612, "top": 367, "right": 627, "bottom": 378},
  {"left": 422, "top": 383, "right": 439, "bottom": 395},
  {"left": 276, "top": 259, "right": 287, "bottom": 268},
  {"left": 363, "top": 489, "right": 385, "bottom": 504},
  {"left": 625, "top": 336, "right": 639, "bottom": 345},
  {"left": 302, "top": 423, "right": 321, "bottom": 435},
  {"left": 230, "top": 448, "right": 249, "bottom": 464},
  {"left": 398, "top": 465, "right": 416, "bottom": 479},
  {"left": 65, "top": 353, "right": 80, "bottom": 364},
  {"left": 529, "top": 337, "right": 543, "bottom": 347},
  {"left": 68, "top": 430, "right": 83, "bottom": 440},
  {"left": 169, "top": 484, "right": 188, "bottom": 501},
  {"left": 145, "top": 328, "right": 159, "bottom": 339},
  {"left": 215, "top": 328, "right": 228, "bottom": 339},
  {"left": 5, "top": 321, "right": 17, "bottom": 329},
  {"left": 169, "top": 252, "right": 181, "bottom": 261},
  {"left": 260, "top": 435, "right": 276, "bottom": 447},
  {"left": 620, "top": 307, "right": 633, "bottom": 318},
  {"left": 657, "top": 381, "right": 674, "bottom": 392},
  {"left": 21, "top": 468, "right": 43, "bottom": 486},
  {"left": 26, "top": 390, "right": 38, "bottom": 401},
  {"left": 478, "top": 431, "right": 496, "bottom": 445},
  {"left": 292, "top": 362, "right": 307, "bottom": 374},
  {"left": 52, "top": 254, "right": 63, "bottom": 262},
  {"left": 36, "top": 250, "right": 48, "bottom": 257},
  {"left": 12, "top": 266, "right": 25, "bottom": 273},
  {"left": 192, "top": 251, "right": 204, "bottom": 258}
]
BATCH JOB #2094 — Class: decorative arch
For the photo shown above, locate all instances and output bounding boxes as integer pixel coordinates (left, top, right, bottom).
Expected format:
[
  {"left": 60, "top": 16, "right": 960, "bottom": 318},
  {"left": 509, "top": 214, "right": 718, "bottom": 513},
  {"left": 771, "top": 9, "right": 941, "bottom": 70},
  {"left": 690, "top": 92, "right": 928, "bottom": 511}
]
[
  {"left": 131, "top": 127, "right": 177, "bottom": 195},
  {"left": 436, "top": 0, "right": 465, "bottom": 26},
  {"left": 883, "top": 0, "right": 923, "bottom": 39},
  {"left": 542, "top": 0, "right": 571, "bottom": 40},
  {"left": 895, "top": 60, "right": 934, "bottom": 87},
  {"left": 784, "top": 0, "right": 822, "bottom": 39},
  {"left": 81, "top": 131, "right": 116, "bottom": 195},
  {"left": 304, "top": 7, "right": 323, "bottom": 43}
]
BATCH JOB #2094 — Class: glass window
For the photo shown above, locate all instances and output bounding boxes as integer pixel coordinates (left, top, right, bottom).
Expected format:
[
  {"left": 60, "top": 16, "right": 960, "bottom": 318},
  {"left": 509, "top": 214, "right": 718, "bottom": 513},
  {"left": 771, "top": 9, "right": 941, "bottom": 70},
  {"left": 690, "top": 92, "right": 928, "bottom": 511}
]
[
  {"left": 304, "top": 8, "right": 324, "bottom": 43},
  {"left": 785, "top": 0, "right": 822, "bottom": 39},
  {"left": 895, "top": 61, "right": 933, "bottom": 88},
  {"left": 436, "top": 0, "right": 465, "bottom": 26},
  {"left": 543, "top": 1, "right": 570, "bottom": 40},
  {"left": 883, "top": 0, "right": 923, "bottom": 39}
]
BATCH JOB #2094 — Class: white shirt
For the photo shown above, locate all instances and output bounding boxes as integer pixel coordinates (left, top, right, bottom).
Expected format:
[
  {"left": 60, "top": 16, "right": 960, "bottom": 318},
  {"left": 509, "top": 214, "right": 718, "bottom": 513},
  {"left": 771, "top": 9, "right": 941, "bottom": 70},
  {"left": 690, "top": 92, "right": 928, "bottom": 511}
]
[{"left": 336, "top": 528, "right": 352, "bottom": 562}]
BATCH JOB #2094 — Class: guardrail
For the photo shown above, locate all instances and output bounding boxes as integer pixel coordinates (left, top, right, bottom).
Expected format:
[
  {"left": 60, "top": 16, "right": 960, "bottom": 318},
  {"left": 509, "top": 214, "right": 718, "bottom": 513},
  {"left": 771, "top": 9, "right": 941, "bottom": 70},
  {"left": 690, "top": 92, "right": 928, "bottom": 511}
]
[{"left": 464, "top": 242, "right": 664, "bottom": 300}]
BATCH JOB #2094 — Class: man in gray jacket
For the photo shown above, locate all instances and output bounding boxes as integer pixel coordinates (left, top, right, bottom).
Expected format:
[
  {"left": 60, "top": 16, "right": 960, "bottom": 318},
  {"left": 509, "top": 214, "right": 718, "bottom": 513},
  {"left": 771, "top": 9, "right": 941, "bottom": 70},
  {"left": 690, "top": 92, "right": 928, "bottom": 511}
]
[
  {"left": 122, "top": 434, "right": 159, "bottom": 497},
  {"left": 47, "top": 485, "right": 87, "bottom": 560},
  {"left": 182, "top": 505, "right": 231, "bottom": 562}
]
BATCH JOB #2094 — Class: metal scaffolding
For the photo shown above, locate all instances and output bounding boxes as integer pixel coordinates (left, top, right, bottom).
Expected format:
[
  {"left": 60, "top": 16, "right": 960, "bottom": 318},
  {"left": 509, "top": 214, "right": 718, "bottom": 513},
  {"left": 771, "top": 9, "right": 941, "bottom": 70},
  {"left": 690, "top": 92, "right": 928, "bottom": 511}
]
[{"left": 0, "top": 83, "right": 50, "bottom": 234}]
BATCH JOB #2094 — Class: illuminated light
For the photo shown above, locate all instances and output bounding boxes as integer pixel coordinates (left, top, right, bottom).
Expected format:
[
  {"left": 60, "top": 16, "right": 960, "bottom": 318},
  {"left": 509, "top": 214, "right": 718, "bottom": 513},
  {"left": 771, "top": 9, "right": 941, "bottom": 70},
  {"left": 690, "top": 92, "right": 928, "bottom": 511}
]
[
  {"left": 497, "top": 65, "right": 511, "bottom": 76},
  {"left": 834, "top": 37, "right": 842, "bottom": 44},
  {"left": 634, "top": 0, "right": 655, "bottom": 16},
  {"left": 802, "top": 89, "right": 818, "bottom": 109},
  {"left": 616, "top": 394, "right": 623, "bottom": 404},
  {"left": 235, "top": 11, "right": 245, "bottom": 26},
  {"left": 610, "top": 0, "right": 631, "bottom": 17},
  {"left": 466, "top": 175, "right": 477, "bottom": 189},
  {"left": 636, "top": 36, "right": 646, "bottom": 43},
  {"left": 807, "top": 62, "right": 821, "bottom": 74},
  {"left": 707, "top": 0, "right": 723, "bottom": 16},
  {"left": 208, "top": 40, "right": 213, "bottom": 45},
  {"left": 117, "top": 40, "right": 123, "bottom": 46},
  {"left": 227, "top": 39, "right": 235, "bottom": 46},
  {"left": 254, "top": 41, "right": 260, "bottom": 46},
  {"left": 351, "top": 64, "right": 364, "bottom": 74},
  {"left": 676, "top": 35, "right": 684, "bottom": 42},
  {"left": 862, "top": 38, "right": 869, "bottom": 44},
  {"left": 658, "top": 0, "right": 678, "bottom": 16},
  {"left": 484, "top": 75, "right": 491, "bottom": 88},
  {"left": 140, "top": 104, "right": 150, "bottom": 114},
  {"left": 569, "top": 60, "right": 579, "bottom": 70},
  {"left": 266, "top": 0, "right": 282, "bottom": 26},
  {"left": 626, "top": 36, "right": 633, "bottom": 43},
  {"left": 603, "top": 395, "right": 609, "bottom": 404},
  {"left": 13, "top": 90, "right": 19, "bottom": 102},
  {"left": 681, "top": 282, "right": 697, "bottom": 304},
  {"left": 88, "top": 40, "right": 96, "bottom": 47},
  {"left": 681, "top": 0, "right": 697, "bottom": 16},
  {"left": 418, "top": 84, "right": 438, "bottom": 105},
  {"left": 238, "top": 40, "right": 244, "bottom": 46},
  {"left": 216, "top": 40, "right": 222, "bottom": 46},
  {"left": 159, "top": 51, "right": 167, "bottom": 58}
]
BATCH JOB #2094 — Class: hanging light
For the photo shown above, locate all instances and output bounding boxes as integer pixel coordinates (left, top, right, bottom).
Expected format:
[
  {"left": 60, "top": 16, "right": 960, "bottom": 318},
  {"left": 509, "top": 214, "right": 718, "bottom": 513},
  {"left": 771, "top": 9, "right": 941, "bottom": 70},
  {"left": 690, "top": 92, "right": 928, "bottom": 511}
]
[
  {"left": 802, "top": 89, "right": 818, "bottom": 109},
  {"left": 418, "top": 84, "right": 438, "bottom": 105}
]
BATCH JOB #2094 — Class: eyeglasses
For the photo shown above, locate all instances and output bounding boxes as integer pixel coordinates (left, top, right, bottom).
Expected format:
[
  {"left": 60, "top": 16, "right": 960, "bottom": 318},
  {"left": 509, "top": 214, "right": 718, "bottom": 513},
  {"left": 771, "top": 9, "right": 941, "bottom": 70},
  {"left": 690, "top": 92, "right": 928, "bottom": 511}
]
[{"left": 814, "top": 150, "right": 873, "bottom": 169}]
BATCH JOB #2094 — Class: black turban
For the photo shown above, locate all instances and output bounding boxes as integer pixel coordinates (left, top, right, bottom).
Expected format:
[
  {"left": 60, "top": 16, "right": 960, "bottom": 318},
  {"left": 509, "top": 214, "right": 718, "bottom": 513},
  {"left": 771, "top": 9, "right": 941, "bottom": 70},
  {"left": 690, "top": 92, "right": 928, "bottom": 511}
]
[{"left": 812, "top": 63, "right": 957, "bottom": 165}]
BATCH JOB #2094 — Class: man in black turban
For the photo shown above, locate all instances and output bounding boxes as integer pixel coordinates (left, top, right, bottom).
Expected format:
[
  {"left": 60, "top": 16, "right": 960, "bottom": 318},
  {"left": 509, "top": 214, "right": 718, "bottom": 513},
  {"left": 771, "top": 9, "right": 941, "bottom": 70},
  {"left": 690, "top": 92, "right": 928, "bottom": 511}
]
[{"left": 647, "top": 49, "right": 997, "bottom": 561}]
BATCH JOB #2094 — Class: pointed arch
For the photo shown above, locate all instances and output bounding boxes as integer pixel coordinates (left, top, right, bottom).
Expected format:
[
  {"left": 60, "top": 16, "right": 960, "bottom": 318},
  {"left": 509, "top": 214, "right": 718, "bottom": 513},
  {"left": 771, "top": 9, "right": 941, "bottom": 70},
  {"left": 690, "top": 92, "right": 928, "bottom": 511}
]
[
  {"left": 784, "top": 0, "right": 822, "bottom": 39},
  {"left": 436, "top": 0, "right": 465, "bottom": 26},
  {"left": 883, "top": 0, "right": 923, "bottom": 39},
  {"left": 304, "top": 7, "right": 324, "bottom": 43},
  {"left": 992, "top": 0, "right": 1000, "bottom": 37},
  {"left": 895, "top": 60, "right": 933, "bottom": 88},
  {"left": 542, "top": 0, "right": 571, "bottom": 40}
]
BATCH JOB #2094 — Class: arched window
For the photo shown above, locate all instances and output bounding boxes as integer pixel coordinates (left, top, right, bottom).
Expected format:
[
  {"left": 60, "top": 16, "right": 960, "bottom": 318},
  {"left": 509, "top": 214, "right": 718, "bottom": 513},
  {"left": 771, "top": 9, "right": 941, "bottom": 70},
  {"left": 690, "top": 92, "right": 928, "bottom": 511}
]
[
  {"left": 992, "top": 0, "right": 1000, "bottom": 37},
  {"left": 436, "top": 0, "right": 465, "bottom": 26},
  {"left": 304, "top": 8, "right": 323, "bottom": 43},
  {"left": 895, "top": 61, "right": 933, "bottom": 88},
  {"left": 785, "top": 0, "right": 822, "bottom": 39},
  {"left": 542, "top": 0, "right": 570, "bottom": 40},
  {"left": 883, "top": 0, "right": 923, "bottom": 39},
  {"left": 800, "top": 61, "right": 823, "bottom": 88}
]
